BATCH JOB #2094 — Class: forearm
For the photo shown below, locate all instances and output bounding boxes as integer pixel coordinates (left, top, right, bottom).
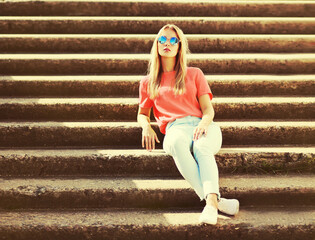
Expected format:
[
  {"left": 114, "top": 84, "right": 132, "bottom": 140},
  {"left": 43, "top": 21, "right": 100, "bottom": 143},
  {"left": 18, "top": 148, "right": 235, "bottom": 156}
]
[{"left": 200, "top": 105, "right": 215, "bottom": 127}]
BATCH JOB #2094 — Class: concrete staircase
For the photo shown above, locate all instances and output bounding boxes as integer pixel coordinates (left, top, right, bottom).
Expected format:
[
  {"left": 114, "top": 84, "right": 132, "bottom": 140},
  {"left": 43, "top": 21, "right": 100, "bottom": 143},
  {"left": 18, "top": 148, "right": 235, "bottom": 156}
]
[{"left": 0, "top": 1, "right": 314, "bottom": 239}]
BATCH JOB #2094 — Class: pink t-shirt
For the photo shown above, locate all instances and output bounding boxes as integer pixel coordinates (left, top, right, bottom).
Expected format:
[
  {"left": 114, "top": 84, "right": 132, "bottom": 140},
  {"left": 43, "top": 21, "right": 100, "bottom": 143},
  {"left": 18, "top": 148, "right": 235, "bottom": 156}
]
[{"left": 139, "top": 67, "right": 213, "bottom": 134}]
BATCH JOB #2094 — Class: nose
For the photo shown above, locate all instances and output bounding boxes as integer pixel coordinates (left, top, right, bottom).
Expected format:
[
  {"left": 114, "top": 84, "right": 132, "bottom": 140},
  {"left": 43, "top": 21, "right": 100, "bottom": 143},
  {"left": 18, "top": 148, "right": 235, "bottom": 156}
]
[{"left": 164, "top": 41, "right": 170, "bottom": 47}]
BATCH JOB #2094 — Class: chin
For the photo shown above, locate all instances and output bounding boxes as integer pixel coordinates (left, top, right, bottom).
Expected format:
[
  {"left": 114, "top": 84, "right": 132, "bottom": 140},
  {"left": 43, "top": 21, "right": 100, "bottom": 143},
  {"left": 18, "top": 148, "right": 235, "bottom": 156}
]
[{"left": 160, "top": 53, "right": 176, "bottom": 58}]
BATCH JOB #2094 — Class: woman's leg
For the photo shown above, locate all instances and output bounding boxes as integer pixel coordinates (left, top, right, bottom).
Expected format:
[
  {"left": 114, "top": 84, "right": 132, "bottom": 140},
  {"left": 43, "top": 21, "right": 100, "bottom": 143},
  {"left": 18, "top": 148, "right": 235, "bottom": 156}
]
[
  {"left": 192, "top": 122, "right": 222, "bottom": 200},
  {"left": 163, "top": 123, "right": 205, "bottom": 200}
]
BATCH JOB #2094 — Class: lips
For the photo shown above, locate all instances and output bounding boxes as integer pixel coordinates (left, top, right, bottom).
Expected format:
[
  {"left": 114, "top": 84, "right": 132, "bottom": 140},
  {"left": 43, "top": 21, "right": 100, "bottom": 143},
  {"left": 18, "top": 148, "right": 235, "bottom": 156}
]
[{"left": 164, "top": 47, "right": 171, "bottom": 52}]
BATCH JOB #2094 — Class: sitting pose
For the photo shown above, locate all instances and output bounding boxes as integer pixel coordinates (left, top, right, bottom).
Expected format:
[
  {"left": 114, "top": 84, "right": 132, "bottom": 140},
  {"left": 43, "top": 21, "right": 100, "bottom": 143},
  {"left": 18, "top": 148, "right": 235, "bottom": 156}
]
[{"left": 137, "top": 24, "right": 239, "bottom": 224}]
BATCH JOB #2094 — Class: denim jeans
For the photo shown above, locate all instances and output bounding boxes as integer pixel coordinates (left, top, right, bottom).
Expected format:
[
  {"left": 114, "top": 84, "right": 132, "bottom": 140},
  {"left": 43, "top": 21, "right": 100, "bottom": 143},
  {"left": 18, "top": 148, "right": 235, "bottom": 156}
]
[{"left": 163, "top": 116, "right": 222, "bottom": 200}]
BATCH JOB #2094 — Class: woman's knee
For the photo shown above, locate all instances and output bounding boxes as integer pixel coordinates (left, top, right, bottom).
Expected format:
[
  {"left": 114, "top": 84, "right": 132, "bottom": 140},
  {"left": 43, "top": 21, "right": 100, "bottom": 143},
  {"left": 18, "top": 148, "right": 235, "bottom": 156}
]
[{"left": 194, "top": 123, "right": 222, "bottom": 155}]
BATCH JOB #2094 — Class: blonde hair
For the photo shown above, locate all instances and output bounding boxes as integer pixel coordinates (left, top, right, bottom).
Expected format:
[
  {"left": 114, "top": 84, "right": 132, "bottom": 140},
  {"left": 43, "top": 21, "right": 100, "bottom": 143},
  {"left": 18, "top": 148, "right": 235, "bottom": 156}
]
[{"left": 148, "top": 24, "right": 190, "bottom": 99}]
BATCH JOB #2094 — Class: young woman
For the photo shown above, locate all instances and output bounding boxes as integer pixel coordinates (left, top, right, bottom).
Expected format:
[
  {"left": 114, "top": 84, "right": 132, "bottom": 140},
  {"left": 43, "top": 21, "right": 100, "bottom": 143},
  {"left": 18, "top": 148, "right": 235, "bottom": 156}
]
[{"left": 137, "top": 24, "right": 239, "bottom": 224}]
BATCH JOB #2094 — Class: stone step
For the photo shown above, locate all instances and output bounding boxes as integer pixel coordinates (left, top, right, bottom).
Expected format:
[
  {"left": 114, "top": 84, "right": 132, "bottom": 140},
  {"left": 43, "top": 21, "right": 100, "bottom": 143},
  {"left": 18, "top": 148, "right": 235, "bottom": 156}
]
[
  {"left": 1, "top": 0, "right": 314, "bottom": 17},
  {"left": 0, "top": 121, "right": 314, "bottom": 148},
  {"left": 0, "top": 207, "right": 314, "bottom": 240},
  {"left": 0, "top": 148, "right": 314, "bottom": 177},
  {"left": 0, "top": 54, "right": 314, "bottom": 75},
  {"left": 1, "top": 34, "right": 314, "bottom": 53},
  {"left": 0, "top": 97, "right": 314, "bottom": 121},
  {"left": 1, "top": 75, "right": 314, "bottom": 97},
  {"left": 0, "top": 175, "right": 314, "bottom": 209},
  {"left": 1, "top": 17, "right": 314, "bottom": 34}
]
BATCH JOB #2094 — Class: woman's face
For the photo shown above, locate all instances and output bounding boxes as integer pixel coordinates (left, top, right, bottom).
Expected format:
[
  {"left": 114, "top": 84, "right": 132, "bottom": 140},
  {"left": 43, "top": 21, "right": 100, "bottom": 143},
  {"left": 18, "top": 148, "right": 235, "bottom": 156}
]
[{"left": 157, "top": 28, "right": 180, "bottom": 58}]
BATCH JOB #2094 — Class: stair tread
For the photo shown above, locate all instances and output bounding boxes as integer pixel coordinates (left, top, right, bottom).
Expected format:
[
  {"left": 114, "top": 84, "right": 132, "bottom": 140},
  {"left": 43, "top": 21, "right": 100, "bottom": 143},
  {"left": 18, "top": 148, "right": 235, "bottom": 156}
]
[
  {"left": 0, "top": 207, "right": 314, "bottom": 228},
  {"left": 1, "top": 97, "right": 314, "bottom": 104},
  {"left": 0, "top": 147, "right": 314, "bottom": 155},
  {"left": 2, "top": 16, "right": 315, "bottom": 20},
  {"left": 1, "top": 54, "right": 313, "bottom": 75},
  {"left": 1, "top": 0, "right": 314, "bottom": 19},
  {"left": 0, "top": 121, "right": 313, "bottom": 147},
  {"left": 0, "top": 147, "right": 313, "bottom": 176},
  {"left": 1, "top": 34, "right": 315, "bottom": 38},
  {"left": 1, "top": 34, "right": 314, "bottom": 54},
  {"left": 1, "top": 97, "right": 314, "bottom": 121},
  {"left": 1, "top": 53, "right": 315, "bottom": 59},
  {"left": 1, "top": 175, "right": 314, "bottom": 191},
  {"left": 0, "top": 175, "right": 313, "bottom": 209},
  {"left": 0, "top": 121, "right": 313, "bottom": 127},
  {"left": 2, "top": 16, "right": 313, "bottom": 35},
  {"left": 2, "top": 74, "right": 314, "bottom": 81}
]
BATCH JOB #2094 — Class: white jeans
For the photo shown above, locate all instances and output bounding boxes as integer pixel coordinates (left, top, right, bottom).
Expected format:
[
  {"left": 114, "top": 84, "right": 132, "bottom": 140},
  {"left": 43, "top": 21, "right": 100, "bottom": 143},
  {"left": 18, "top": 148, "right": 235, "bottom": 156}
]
[{"left": 163, "top": 116, "right": 222, "bottom": 200}]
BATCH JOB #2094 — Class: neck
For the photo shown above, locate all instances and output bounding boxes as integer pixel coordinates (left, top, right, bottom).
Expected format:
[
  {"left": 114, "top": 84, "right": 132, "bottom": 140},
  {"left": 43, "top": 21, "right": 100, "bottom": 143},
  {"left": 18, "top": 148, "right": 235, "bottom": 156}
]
[{"left": 161, "top": 57, "right": 176, "bottom": 73}]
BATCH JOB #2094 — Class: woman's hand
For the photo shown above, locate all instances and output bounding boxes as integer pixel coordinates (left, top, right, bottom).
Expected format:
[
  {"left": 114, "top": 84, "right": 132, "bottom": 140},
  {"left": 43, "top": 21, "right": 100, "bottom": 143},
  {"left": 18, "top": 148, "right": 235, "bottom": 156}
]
[
  {"left": 194, "top": 93, "right": 215, "bottom": 141},
  {"left": 193, "top": 122, "right": 209, "bottom": 141},
  {"left": 138, "top": 107, "right": 160, "bottom": 151},
  {"left": 142, "top": 126, "right": 160, "bottom": 151}
]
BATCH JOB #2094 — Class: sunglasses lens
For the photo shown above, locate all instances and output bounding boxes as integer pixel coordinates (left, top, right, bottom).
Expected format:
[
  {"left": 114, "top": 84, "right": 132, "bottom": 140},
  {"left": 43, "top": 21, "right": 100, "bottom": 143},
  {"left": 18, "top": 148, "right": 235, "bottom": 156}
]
[
  {"left": 170, "top": 37, "right": 179, "bottom": 45},
  {"left": 158, "top": 36, "right": 167, "bottom": 44}
]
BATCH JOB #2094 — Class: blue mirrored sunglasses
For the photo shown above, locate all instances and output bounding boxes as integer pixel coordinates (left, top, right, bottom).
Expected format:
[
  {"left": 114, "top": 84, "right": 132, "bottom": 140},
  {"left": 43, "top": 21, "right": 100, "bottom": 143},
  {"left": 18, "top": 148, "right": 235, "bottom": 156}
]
[{"left": 158, "top": 36, "right": 180, "bottom": 46}]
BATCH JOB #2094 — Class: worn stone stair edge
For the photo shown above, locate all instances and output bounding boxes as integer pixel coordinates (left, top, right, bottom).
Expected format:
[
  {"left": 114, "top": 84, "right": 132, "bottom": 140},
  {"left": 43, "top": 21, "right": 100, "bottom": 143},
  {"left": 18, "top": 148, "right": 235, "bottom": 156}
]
[
  {"left": 1, "top": 17, "right": 314, "bottom": 34},
  {"left": 1, "top": 147, "right": 314, "bottom": 155},
  {"left": 1, "top": 34, "right": 314, "bottom": 53},
  {"left": 0, "top": 207, "right": 314, "bottom": 240},
  {"left": 2, "top": 53, "right": 314, "bottom": 59},
  {"left": 2, "top": 75, "right": 314, "bottom": 81},
  {"left": 0, "top": 97, "right": 314, "bottom": 120},
  {"left": 1, "top": 0, "right": 315, "bottom": 17},
  {"left": 0, "top": 54, "right": 314, "bottom": 75},
  {"left": 3, "top": 97, "right": 314, "bottom": 103},
  {"left": 0, "top": 121, "right": 314, "bottom": 147},
  {"left": 1, "top": 75, "right": 314, "bottom": 97},
  {"left": 2, "top": 34, "right": 315, "bottom": 38},
  {"left": 0, "top": 147, "right": 314, "bottom": 177},
  {"left": 1, "top": 121, "right": 313, "bottom": 127},
  {"left": 2, "top": 16, "right": 315, "bottom": 20},
  {"left": 1, "top": 97, "right": 313, "bottom": 104},
  {"left": 0, "top": 175, "right": 314, "bottom": 209},
  {"left": 0, "top": 207, "right": 314, "bottom": 228}
]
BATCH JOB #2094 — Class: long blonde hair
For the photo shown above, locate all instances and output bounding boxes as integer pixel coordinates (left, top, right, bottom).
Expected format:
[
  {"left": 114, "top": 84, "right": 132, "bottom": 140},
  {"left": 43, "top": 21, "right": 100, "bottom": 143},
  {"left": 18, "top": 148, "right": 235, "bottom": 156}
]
[{"left": 148, "top": 24, "right": 190, "bottom": 99}]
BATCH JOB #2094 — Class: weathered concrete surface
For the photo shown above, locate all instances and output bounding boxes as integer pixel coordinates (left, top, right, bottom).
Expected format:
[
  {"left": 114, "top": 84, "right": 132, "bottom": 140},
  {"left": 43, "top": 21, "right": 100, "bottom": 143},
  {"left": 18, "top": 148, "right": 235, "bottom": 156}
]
[
  {"left": 1, "top": 75, "right": 314, "bottom": 97},
  {"left": 0, "top": 98, "right": 139, "bottom": 121},
  {"left": 1, "top": 17, "right": 315, "bottom": 34},
  {"left": 0, "top": 207, "right": 314, "bottom": 240},
  {"left": 207, "top": 75, "right": 315, "bottom": 97},
  {"left": 0, "top": 54, "right": 314, "bottom": 75},
  {"left": 1, "top": 0, "right": 315, "bottom": 17},
  {"left": 0, "top": 148, "right": 314, "bottom": 177},
  {"left": 213, "top": 97, "right": 315, "bottom": 120},
  {"left": 0, "top": 121, "right": 314, "bottom": 147},
  {"left": 1, "top": 34, "right": 314, "bottom": 53},
  {"left": 0, "top": 75, "right": 141, "bottom": 97},
  {"left": 0, "top": 97, "right": 314, "bottom": 120},
  {"left": 0, "top": 175, "right": 314, "bottom": 209}
]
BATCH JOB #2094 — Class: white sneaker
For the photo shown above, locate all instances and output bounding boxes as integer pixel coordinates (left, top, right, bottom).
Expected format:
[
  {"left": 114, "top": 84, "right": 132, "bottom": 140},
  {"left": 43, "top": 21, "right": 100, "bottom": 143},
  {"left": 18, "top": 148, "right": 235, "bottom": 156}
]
[
  {"left": 199, "top": 205, "right": 218, "bottom": 225},
  {"left": 218, "top": 198, "right": 239, "bottom": 215}
]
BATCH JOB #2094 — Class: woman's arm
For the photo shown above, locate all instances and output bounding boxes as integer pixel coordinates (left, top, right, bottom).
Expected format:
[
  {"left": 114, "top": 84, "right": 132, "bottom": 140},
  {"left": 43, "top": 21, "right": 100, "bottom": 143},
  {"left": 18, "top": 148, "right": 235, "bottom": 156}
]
[
  {"left": 193, "top": 94, "right": 215, "bottom": 141},
  {"left": 137, "top": 107, "right": 160, "bottom": 151}
]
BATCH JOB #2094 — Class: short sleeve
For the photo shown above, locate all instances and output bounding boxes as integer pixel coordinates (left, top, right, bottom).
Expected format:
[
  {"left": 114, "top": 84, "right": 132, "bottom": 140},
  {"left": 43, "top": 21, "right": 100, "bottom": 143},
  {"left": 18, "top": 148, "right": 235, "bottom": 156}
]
[
  {"left": 139, "top": 76, "right": 154, "bottom": 108},
  {"left": 195, "top": 68, "right": 213, "bottom": 100}
]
